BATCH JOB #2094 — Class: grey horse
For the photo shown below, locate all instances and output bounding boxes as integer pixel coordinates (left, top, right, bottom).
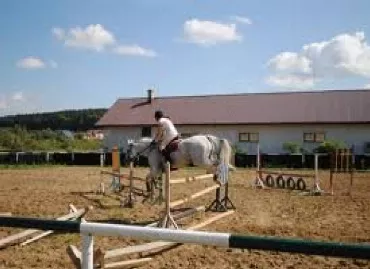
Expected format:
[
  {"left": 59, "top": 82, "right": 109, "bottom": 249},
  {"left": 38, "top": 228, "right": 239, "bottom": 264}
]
[{"left": 126, "top": 135, "right": 236, "bottom": 191}]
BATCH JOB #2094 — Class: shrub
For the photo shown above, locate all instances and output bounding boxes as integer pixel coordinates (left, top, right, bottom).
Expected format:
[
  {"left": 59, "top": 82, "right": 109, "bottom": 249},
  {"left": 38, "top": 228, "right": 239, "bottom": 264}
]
[
  {"left": 314, "top": 139, "right": 347, "bottom": 153},
  {"left": 282, "top": 141, "right": 302, "bottom": 154}
]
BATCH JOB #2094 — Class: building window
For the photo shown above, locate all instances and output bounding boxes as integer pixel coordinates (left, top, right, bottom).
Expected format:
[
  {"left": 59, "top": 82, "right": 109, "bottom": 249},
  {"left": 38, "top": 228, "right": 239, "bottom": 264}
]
[
  {"left": 239, "top": 132, "right": 259, "bottom": 142},
  {"left": 303, "top": 132, "right": 325, "bottom": 142},
  {"left": 141, "top": 126, "right": 151, "bottom": 137}
]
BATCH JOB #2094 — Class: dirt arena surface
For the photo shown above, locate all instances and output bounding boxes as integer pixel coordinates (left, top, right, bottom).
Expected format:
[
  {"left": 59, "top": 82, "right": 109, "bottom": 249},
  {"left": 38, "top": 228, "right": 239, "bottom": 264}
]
[{"left": 0, "top": 165, "right": 370, "bottom": 269}]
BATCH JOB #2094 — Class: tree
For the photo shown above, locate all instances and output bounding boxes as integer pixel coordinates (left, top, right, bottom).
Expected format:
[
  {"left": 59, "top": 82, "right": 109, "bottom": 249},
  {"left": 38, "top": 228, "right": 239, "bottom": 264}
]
[
  {"left": 282, "top": 141, "right": 302, "bottom": 154},
  {"left": 313, "top": 139, "right": 347, "bottom": 153}
]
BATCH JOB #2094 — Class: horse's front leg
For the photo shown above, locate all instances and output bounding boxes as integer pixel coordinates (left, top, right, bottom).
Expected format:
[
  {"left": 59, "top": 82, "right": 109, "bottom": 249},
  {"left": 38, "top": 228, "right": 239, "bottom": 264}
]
[{"left": 144, "top": 173, "right": 155, "bottom": 200}]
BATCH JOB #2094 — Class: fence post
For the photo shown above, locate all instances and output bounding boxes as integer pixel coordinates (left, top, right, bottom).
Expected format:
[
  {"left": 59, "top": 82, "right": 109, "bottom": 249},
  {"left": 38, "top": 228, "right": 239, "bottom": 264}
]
[{"left": 100, "top": 150, "right": 104, "bottom": 167}]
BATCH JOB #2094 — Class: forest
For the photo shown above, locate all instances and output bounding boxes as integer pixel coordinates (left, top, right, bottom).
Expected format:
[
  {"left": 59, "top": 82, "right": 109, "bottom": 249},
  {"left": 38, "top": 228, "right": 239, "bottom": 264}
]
[{"left": 0, "top": 109, "right": 106, "bottom": 151}]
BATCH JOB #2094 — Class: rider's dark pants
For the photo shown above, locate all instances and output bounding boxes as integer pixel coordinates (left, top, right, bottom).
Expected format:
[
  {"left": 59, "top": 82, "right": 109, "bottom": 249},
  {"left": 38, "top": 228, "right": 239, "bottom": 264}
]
[{"left": 161, "top": 136, "right": 179, "bottom": 164}]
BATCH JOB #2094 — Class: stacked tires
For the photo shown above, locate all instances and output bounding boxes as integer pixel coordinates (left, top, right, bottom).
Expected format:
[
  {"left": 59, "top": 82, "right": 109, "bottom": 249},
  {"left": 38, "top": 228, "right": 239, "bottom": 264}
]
[{"left": 263, "top": 174, "right": 306, "bottom": 191}]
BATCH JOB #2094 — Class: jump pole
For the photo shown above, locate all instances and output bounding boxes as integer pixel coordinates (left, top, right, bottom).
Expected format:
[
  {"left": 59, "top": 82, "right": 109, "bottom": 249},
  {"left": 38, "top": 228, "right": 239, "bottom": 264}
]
[
  {"left": 253, "top": 143, "right": 266, "bottom": 189},
  {"left": 1, "top": 216, "right": 370, "bottom": 269},
  {"left": 307, "top": 154, "right": 324, "bottom": 195}
]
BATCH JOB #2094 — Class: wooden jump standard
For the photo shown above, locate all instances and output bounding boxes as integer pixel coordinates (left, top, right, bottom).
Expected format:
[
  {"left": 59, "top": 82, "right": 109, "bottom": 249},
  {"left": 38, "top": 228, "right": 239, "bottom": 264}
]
[
  {"left": 329, "top": 148, "right": 355, "bottom": 195},
  {"left": 1, "top": 215, "right": 370, "bottom": 269},
  {"left": 100, "top": 146, "right": 147, "bottom": 207},
  {"left": 159, "top": 162, "right": 235, "bottom": 228}
]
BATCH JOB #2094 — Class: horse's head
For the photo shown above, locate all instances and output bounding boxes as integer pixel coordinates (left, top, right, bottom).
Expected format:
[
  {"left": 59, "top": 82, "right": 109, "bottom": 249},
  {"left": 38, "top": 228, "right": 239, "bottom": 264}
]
[{"left": 126, "top": 137, "right": 157, "bottom": 162}]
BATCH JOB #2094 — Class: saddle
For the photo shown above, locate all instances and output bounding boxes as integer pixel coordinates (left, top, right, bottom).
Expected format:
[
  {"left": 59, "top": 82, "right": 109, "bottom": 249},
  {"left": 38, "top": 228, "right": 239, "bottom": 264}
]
[
  {"left": 163, "top": 137, "right": 181, "bottom": 171},
  {"left": 167, "top": 138, "right": 180, "bottom": 153}
]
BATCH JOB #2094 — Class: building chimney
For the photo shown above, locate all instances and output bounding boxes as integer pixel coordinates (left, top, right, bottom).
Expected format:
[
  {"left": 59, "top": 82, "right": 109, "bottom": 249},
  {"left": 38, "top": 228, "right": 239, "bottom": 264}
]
[{"left": 147, "top": 89, "right": 154, "bottom": 103}]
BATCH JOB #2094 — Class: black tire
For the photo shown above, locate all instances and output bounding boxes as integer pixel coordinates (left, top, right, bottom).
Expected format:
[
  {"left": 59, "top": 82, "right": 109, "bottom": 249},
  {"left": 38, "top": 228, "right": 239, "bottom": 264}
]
[
  {"left": 286, "top": 177, "right": 296, "bottom": 190},
  {"left": 296, "top": 178, "right": 306, "bottom": 190},
  {"left": 276, "top": 175, "right": 286, "bottom": 189},
  {"left": 265, "top": 174, "right": 275, "bottom": 187}
]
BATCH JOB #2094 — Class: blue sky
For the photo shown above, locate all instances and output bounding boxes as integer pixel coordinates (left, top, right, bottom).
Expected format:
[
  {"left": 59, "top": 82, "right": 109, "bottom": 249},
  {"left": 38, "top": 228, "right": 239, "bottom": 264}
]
[{"left": 1, "top": 0, "right": 370, "bottom": 116}]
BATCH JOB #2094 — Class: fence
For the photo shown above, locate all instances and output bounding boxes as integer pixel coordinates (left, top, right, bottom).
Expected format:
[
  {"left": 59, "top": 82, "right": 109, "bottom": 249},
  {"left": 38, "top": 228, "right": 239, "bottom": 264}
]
[
  {"left": 1, "top": 151, "right": 370, "bottom": 170},
  {"left": 234, "top": 153, "right": 370, "bottom": 170}
]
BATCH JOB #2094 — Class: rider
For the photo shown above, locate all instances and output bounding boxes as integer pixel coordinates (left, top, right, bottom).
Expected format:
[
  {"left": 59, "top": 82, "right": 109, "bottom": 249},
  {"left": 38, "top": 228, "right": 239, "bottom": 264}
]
[{"left": 152, "top": 110, "right": 179, "bottom": 170}]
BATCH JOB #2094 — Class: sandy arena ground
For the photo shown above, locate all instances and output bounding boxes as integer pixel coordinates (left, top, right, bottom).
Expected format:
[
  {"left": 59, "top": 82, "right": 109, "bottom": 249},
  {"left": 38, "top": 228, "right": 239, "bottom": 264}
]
[{"left": 0, "top": 166, "right": 370, "bottom": 269}]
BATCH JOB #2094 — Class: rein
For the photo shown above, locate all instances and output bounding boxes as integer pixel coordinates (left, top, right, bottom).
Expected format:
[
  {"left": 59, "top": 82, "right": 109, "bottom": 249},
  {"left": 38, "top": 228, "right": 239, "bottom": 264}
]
[{"left": 128, "top": 142, "right": 156, "bottom": 161}]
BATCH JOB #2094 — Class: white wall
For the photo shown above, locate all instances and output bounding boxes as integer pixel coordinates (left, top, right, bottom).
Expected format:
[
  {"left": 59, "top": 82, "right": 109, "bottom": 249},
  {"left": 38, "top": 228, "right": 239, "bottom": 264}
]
[
  {"left": 102, "top": 127, "right": 142, "bottom": 150},
  {"left": 102, "top": 124, "right": 370, "bottom": 154}
]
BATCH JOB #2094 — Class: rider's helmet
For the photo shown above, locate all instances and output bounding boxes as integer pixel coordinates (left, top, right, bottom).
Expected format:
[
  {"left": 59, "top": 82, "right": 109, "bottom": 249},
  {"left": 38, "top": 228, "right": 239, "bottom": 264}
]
[{"left": 154, "top": 110, "right": 163, "bottom": 121}]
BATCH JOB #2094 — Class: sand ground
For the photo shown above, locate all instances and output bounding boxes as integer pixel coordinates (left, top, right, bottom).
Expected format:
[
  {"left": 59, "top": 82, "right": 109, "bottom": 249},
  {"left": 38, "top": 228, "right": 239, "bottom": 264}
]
[{"left": 0, "top": 166, "right": 369, "bottom": 269}]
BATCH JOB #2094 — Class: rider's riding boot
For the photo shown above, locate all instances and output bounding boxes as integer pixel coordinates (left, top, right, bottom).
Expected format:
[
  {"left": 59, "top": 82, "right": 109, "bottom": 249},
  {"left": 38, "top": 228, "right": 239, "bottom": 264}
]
[{"left": 167, "top": 156, "right": 178, "bottom": 171}]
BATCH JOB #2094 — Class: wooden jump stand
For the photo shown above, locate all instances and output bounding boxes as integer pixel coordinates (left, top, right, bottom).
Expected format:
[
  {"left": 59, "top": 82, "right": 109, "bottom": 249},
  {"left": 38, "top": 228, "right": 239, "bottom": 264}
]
[
  {"left": 329, "top": 147, "right": 355, "bottom": 196},
  {"left": 99, "top": 146, "right": 147, "bottom": 208},
  {"left": 159, "top": 162, "right": 235, "bottom": 229}
]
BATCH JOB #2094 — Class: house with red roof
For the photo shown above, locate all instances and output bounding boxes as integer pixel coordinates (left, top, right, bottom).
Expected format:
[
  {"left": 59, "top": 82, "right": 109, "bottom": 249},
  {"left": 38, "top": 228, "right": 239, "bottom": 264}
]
[{"left": 95, "top": 89, "right": 370, "bottom": 154}]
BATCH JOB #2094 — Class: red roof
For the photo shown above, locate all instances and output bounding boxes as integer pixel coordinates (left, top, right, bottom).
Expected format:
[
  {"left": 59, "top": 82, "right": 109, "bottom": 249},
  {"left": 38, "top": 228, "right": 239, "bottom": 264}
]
[{"left": 95, "top": 89, "right": 370, "bottom": 127}]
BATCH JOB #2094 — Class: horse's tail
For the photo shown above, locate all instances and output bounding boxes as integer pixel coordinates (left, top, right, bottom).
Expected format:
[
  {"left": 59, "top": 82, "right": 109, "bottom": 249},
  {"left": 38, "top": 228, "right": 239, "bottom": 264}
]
[{"left": 219, "top": 138, "right": 236, "bottom": 171}]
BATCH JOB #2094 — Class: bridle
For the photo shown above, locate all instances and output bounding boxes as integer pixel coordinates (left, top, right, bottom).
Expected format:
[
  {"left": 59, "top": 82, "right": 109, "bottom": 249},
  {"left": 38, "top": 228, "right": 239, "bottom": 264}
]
[{"left": 127, "top": 141, "right": 157, "bottom": 162}]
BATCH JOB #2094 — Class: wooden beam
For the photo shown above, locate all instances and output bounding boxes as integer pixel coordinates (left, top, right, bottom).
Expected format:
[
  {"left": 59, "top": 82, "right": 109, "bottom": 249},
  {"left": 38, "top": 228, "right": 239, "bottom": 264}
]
[
  {"left": 147, "top": 206, "right": 206, "bottom": 227},
  {"left": 104, "top": 258, "right": 152, "bottom": 269},
  {"left": 100, "top": 171, "right": 145, "bottom": 182},
  {"left": 0, "top": 206, "right": 91, "bottom": 249},
  {"left": 69, "top": 204, "right": 79, "bottom": 213},
  {"left": 169, "top": 174, "right": 214, "bottom": 184},
  {"left": 67, "top": 245, "right": 81, "bottom": 269},
  {"left": 170, "top": 185, "right": 219, "bottom": 208},
  {"left": 0, "top": 212, "right": 12, "bottom": 217}
]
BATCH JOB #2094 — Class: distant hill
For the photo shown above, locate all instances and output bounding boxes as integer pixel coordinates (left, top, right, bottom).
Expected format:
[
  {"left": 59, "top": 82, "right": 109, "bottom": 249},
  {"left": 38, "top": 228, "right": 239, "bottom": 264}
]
[{"left": 0, "top": 108, "right": 108, "bottom": 131}]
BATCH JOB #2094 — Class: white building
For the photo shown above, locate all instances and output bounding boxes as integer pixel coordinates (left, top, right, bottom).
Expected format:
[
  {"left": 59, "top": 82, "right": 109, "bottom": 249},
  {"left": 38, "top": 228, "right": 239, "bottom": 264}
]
[{"left": 95, "top": 89, "right": 370, "bottom": 155}]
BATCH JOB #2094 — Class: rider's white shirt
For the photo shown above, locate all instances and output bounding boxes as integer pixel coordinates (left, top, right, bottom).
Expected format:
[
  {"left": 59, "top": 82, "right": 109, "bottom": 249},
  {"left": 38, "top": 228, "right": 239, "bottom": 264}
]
[{"left": 158, "top": 117, "right": 178, "bottom": 150}]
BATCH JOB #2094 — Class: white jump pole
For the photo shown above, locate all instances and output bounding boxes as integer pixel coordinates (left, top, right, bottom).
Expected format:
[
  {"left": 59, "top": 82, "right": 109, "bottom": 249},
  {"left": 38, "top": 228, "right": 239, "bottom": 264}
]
[
  {"left": 257, "top": 143, "right": 260, "bottom": 171},
  {"left": 82, "top": 234, "right": 94, "bottom": 269},
  {"left": 1, "top": 216, "right": 370, "bottom": 263},
  {"left": 253, "top": 143, "right": 265, "bottom": 189},
  {"left": 311, "top": 154, "right": 323, "bottom": 194}
]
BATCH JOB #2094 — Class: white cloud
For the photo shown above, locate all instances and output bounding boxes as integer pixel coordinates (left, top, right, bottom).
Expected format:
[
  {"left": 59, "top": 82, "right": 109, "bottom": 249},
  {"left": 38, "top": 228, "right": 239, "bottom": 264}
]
[
  {"left": 0, "top": 91, "right": 29, "bottom": 115},
  {"left": 53, "top": 24, "right": 157, "bottom": 58},
  {"left": 364, "top": 83, "right": 370, "bottom": 89},
  {"left": 52, "top": 24, "right": 116, "bottom": 52},
  {"left": 266, "top": 74, "right": 315, "bottom": 89},
  {"left": 16, "top": 57, "right": 46, "bottom": 69},
  {"left": 266, "top": 32, "right": 370, "bottom": 88},
  {"left": 113, "top": 45, "right": 157, "bottom": 57},
  {"left": 230, "top": 15, "right": 252, "bottom": 25},
  {"left": 267, "top": 52, "right": 311, "bottom": 75},
  {"left": 183, "top": 19, "right": 242, "bottom": 46},
  {"left": 11, "top": 92, "right": 24, "bottom": 101}
]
